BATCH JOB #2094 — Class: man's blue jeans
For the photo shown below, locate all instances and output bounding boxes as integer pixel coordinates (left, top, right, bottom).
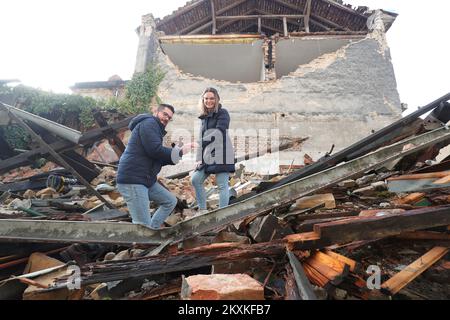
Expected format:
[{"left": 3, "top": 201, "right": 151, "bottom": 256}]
[
  {"left": 117, "top": 182, "right": 177, "bottom": 229},
  {"left": 191, "top": 169, "right": 230, "bottom": 210}
]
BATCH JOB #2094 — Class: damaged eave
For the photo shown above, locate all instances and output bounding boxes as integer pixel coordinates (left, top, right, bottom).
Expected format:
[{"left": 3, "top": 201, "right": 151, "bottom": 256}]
[
  {"left": 154, "top": 0, "right": 372, "bottom": 36},
  {"left": 0, "top": 102, "right": 82, "bottom": 144},
  {"left": 159, "top": 34, "right": 264, "bottom": 44}
]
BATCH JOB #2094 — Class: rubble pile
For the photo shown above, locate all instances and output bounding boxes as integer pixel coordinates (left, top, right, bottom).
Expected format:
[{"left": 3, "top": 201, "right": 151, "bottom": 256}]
[{"left": 0, "top": 94, "right": 449, "bottom": 300}]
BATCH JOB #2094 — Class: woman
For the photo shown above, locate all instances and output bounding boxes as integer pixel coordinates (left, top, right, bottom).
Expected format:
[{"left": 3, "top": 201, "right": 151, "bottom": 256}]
[{"left": 192, "top": 87, "right": 235, "bottom": 213}]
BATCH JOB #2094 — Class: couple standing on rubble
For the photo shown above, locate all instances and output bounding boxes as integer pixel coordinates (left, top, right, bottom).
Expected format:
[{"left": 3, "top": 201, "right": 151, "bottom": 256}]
[{"left": 116, "top": 87, "right": 235, "bottom": 229}]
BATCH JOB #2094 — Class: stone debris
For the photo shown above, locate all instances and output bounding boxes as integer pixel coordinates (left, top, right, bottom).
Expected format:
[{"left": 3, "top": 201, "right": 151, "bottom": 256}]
[{"left": 181, "top": 274, "right": 264, "bottom": 300}]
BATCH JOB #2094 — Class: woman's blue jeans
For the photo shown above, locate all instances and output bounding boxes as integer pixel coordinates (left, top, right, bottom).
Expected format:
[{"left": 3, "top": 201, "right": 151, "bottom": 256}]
[
  {"left": 191, "top": 169, "right": 230, "bottom": 210},
  {"left": 117, "top": 182, "right": 177, "bottom": 229}
]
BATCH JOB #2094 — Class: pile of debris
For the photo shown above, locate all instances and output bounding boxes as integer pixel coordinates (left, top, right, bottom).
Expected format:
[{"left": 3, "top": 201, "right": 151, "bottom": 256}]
[{"left": 0, "top": 94, "right": 449, "bottom": 300}]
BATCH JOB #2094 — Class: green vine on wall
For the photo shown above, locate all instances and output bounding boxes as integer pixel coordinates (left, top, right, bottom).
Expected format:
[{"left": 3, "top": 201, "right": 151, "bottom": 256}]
[{"left": 99, "top": 64, "right": 166, "bottom": 115}]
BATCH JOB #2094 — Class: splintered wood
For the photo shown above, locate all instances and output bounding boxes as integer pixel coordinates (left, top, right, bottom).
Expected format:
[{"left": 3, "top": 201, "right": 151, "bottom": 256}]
[{"left": 381, "top": 247, "right": 449, "bottom": 295}]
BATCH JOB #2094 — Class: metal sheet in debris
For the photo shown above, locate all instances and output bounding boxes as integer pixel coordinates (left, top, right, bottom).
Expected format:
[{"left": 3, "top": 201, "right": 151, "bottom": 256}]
[{"left": 1, "top": 102, "right": 82, "bottom": 144}]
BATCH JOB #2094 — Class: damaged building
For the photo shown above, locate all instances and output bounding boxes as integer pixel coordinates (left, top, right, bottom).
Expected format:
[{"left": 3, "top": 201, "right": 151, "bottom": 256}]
[{"left": 133, "top": 0, "right": 400, "bottom": 173}]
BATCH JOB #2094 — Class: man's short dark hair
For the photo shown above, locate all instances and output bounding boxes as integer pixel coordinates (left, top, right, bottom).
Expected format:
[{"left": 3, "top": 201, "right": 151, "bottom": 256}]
[{"left": 158, "top": 104, "right": 175, "bottom": 114}]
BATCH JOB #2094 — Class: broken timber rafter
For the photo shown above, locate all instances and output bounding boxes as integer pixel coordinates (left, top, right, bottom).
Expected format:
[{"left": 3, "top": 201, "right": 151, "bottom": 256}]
[
  {"left": 0, "top": 104, "right": 115, "bottom": 210},
  {"left": 180, "top": 0, "right": 248, "bottom": 35},
  {"left": 48, "top": 241, "right": 287, "bottom": 290},
  {"left": 210, "top": 0, "right": 216, "bottom": 34},
  {"left": 1, "top": 126, "right": 450, "bottom": 245},
  {"left": 0, "top": 116, "right": 132, "bottom": 174},
  {"left": 381, "top": 247, "right": 449, "bottom": 295},
  {"left": 304, "top": 0, "right": 312, "bottom": 32},
  {"left": 287, "top": 205, "right": 450, "bottom": 250}
]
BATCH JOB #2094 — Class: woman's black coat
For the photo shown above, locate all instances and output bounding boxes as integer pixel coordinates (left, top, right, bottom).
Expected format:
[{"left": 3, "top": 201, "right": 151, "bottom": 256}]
[{"left": 196, "top": 106, "right": 235, "bottom": 174}]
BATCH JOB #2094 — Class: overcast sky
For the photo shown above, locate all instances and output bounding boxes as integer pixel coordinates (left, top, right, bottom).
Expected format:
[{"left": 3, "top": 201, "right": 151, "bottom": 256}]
[{"left": 0, "top": 0, "right": 448, "bottom": 113}]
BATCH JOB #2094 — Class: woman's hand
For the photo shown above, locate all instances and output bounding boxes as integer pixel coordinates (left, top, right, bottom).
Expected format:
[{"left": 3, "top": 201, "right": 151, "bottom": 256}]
[{"left": 181, "top": 142, "right": 197, "bottom": 155}]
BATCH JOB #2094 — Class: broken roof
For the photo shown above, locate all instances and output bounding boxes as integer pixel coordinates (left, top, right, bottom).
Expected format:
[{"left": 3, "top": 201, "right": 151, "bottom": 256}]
[{"left": 154, "top": 0, "right": 397, "bottom": 36}]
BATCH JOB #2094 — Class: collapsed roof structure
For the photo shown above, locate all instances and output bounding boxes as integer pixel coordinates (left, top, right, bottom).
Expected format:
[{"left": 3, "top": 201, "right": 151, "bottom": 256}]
[{"left": 132, "top": 0, "right": 401, "bottom": 176}]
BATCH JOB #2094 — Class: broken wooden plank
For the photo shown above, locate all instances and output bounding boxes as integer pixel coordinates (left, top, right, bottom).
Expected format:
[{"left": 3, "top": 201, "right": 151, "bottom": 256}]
[
  {"left": 287, "top": 250, "right": 317, "bottom": 300},
  {"left": 314, "top": 205, "right": 450, "bottom": 245},
  {"left": 49, "top": 241, "right": 287, "bottom": 290},
  {"left": 381, "top": 247, "right": 449, "bottom": 295},
  {"left": 302, "top": 262, "right": 331, "bottom": 289},
  {"left": 296, "top": 217, "right": 357, "bottom": 233},
  {"left": 393, "top": 193, "right": 426, "bottom": 205},
  {"left": 305, "top": 251, "right": 349, "bottom": 286},
  {"left": 0, "top": 247, "right": 68, "bottom": 270}
]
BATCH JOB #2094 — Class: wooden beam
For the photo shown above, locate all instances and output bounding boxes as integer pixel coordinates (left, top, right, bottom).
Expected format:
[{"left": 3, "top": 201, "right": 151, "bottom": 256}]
[
  {"left": 306, "top": 251, "right": 350, "bottom": 285},
  {"left": 314, "top": 206, "right": 450, "bottom": 244},
  {"left": 323, "top": 250, "right": 357, "bottom": 272},
  {"left": 179, "top": 0, "right": 248, "bottom": 35},
  {"left": 381, "top": 247, "right": 449, "bottom": 295},
  {"left": 213, "top": 8, "right": 255, "bottom": 33},
  {"left": 51, "top": 241, "right": 287, "bottom": 288},
  {"left": 257, "top": 23, "right": 285, "bottom": 35},
  {"left": 287, "top": 205, "right": 450, "bottom": 251},
  {"left": 156, "top": 0, "right": 206, "bottom": 28},
  {"left": 309, "top": 18, "right": 331, "bottom": 31},
  {"left": 287, "top": 250, "right": 317, "bottom": 300},
  {"left": 216, "top": 14, "right": 304, "bottom": 20},
  {"left": 272, "top": 0, "right": 349, "bottom": 31},
  {"left": 304, "top": 0, "right": 312, "bottom": 33},
  {"left": 310, "top": 13, "right": 350, "bottom": 31},
  {"left": 225, "top": 20, "right": 284, "bottom": 35},
  {"left": 210, "top": 0, "right": 216, "bottom": 35},
  {"left": 284, "top": 210, "right": 359, "bottom": 222},
  {"left": 253, "top": 8, "right": 304, "bottom": 31}
]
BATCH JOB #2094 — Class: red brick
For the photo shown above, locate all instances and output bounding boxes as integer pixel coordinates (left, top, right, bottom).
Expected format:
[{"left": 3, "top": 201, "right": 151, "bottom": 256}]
[{"left": 181, "top": 274, "right": 264, "bottom": 300}]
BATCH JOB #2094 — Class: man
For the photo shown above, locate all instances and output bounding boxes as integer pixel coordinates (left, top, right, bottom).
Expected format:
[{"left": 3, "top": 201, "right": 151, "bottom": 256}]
[{"left": 116, "top": 104, "right": 192, "bottom": 229}]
